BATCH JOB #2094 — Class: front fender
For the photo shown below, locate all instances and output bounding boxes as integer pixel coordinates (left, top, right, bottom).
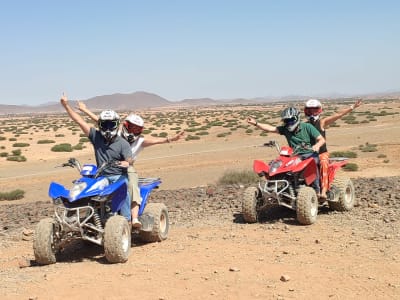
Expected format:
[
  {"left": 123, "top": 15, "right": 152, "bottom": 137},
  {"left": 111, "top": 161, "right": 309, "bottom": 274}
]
[{"left": 48, "top": 182, "right": 69, "bottom": 199}]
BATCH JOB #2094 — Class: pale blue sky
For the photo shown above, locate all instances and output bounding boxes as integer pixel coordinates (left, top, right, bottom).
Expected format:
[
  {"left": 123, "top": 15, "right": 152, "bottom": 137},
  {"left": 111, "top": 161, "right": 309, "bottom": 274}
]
[{"left": 0, "top": 0, "right": 399, "bottom": 105}]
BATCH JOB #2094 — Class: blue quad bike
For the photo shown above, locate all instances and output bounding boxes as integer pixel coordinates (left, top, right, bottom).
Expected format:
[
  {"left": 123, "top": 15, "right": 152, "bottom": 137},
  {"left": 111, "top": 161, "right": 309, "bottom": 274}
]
[{"left": 33, "top": 158, "right": 169, "bottom": 265}]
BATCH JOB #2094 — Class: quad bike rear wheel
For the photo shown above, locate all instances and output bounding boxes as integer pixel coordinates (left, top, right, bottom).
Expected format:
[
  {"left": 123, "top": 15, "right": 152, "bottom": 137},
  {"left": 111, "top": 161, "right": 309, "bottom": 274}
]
[
  {"left": 296, "top": 186, "right": 318, "bottom": 225},
  {"left": 328, "top": 175, "right": 355, "bottom": 211},
  {"left": 104, "top": 215, "right": 131, "bottom": 263},
  {"left": 33, "top": 218, "right": 58, "bottom": 265},
  {"left": 139, "top": 203, "right": 169, "bottom": 242},
  {"left": 242, "top": 186, "right": 262, "bottom": 223}
]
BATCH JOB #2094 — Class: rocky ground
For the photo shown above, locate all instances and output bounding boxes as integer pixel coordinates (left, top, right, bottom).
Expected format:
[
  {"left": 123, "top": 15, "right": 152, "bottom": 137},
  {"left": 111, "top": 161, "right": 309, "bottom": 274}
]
[
  {"left": 1, "top": 176, "right": 399, "bottom": 240},
  {"left": 0, "top": 176, "right": 399, "bottom": 300}
]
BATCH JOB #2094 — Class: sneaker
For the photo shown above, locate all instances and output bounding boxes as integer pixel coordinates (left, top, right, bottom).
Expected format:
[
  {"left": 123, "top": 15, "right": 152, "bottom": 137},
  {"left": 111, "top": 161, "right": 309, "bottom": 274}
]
[{"left": 132, "top": 218, "right": 142, "bottom": 228}]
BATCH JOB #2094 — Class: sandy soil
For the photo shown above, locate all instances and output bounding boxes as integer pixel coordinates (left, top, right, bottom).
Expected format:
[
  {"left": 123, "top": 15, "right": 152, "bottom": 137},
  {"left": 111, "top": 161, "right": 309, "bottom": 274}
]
[{"left": 0, "top": 101, "right": 399, "bottom": 299}]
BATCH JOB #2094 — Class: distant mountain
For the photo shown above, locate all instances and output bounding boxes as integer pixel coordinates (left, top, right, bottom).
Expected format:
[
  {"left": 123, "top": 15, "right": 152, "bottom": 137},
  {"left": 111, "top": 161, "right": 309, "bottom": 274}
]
[{"left": 0, "top": 90, "right": 399, "bottom": 115}]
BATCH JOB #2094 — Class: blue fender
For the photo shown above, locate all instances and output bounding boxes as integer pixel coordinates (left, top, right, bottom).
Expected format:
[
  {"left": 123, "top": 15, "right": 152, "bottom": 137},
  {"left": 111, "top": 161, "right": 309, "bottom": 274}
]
[
  {"left": 138, "top": 179, "right": 162, "bottom": 215},
  {"left": 48, "top": 182, "right": 69, "bottom": 199}
]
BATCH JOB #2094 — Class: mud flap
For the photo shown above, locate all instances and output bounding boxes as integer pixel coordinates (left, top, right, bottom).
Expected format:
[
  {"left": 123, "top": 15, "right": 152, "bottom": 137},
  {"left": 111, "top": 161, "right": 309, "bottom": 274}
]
[{"left": 139, "top": 213, "right": 154, "bottom": 232}]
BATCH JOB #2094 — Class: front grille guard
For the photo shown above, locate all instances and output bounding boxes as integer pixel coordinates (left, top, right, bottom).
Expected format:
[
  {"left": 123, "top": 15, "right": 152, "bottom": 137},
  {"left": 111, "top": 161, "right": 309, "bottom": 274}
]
[
  {"left": 258, "top": 179, "right": 296, "bottom": 209},
  {"left": 54, "top": 205, "right": 104, "bottom": 245}
]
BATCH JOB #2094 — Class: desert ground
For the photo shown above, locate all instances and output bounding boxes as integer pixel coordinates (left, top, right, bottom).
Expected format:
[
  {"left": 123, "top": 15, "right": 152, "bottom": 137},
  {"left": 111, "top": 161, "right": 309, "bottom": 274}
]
[{"left": 0, "top": 100, "right": 399, "bottom": 299}]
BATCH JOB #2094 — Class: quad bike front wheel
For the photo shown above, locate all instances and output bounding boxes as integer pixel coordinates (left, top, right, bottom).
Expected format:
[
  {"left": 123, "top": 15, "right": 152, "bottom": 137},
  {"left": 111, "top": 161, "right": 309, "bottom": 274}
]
[
  {"left": 33, "top": 218, "right": 58, "bottom": 265},
  {"left": 139, "top": 203, "right": 169, "bottom": 242},
  {"left": 242, "top": 186, "right": 262, "bottom": 223},
  {"left": 104, "top": 215, "right": 131, "bottom": 263},
  {"left": 329, "top": 175, "right": 355, "bottom": 211},
  {"left": 296, "top": 186, "right": 318, "bottom": 225}
]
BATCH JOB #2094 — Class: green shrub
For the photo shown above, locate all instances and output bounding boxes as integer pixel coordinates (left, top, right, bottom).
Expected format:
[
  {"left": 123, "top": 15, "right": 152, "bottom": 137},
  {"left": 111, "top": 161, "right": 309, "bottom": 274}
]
[
  {"left": 0, "top": 189, "right": 25, "bottom": 200},
  {"left": 377, "top": 154, "right": 387, "bottom": 158},
  {"left": 185, "top": 135, "right": 201, "bottom": 141},
  {"left": 51, "top": 143, "right": 73, "bottom": 152},
  {"left": 37, "top": 139, "right": 56, "bottom": 144},
  {"left": 72, "top": 143, "right": 84, "bottom": 150},
  {"left": 0, "top": 152, "right": 8, "bottom": 157},
  {"left": 9, "top": 138, "right": 17, "bottom": 141},
  {"left": 13, "top": 143, "right": 30, "bottom": 147},
  {"left": 55, "top": 134, "right": 65, "bottom": 137},
  {"left": 330, "top": 151, "right": 357, "bottom": 158},
  {"left": 12, "top": 149, "right": 21, "bottom": 156},
  {"left": 7, "top": 155, "right": 27, "bottom": 162},
  {"left": 0, "top": 136, "right": 6, "bottom": 141},
  {"left": 79, "top": 137, "right": 90, "bottom": 143},
  {"left": 218, "top": 170, "right": 259, "bottom": 185},
  {"left": 359, "top": 142, "right": 378, "bottom": 152},
  {"left": 343, "top": 163, "right": 358, "bottom": 171}
]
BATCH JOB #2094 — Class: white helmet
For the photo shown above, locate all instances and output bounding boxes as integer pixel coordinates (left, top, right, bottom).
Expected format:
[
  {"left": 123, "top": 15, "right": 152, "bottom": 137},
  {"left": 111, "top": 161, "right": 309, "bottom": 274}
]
[
  {"left": 304, "top": 99, "right": 322, "bottom": 121},
  {"left": 281, "top": 107, "right": 300, "bottom": 132},
  {"left": 122, "top": 113, "right": 144, "bottom": 143},
  {"left": 98, "top": 110, "right": 120, "bottom": 142}
]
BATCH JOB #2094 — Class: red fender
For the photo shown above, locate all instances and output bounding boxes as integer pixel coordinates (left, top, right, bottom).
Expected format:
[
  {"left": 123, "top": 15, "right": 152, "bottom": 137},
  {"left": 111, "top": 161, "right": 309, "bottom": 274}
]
[
  {"left": 291, "top": 157, "right": 317, "bottom": 186},
  {"left": 253, "top": 160, "right": 269, "bottom": 175}
]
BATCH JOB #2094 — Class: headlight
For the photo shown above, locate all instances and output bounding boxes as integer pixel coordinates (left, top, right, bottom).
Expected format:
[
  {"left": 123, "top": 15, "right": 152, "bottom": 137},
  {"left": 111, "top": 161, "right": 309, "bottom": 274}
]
[
  {"left": 269, "top": 160, "right": 282, "bottom": 173},
  {"left": 69, "top": 182, "right": 87, "bottom": 200}
]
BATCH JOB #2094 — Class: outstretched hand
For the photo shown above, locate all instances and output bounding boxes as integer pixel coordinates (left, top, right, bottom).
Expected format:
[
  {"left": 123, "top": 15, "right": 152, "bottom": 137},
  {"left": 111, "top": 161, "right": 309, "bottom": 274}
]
[
  {"left": 247, "top": 117, "right": 257, "bottom": 126},
  {"left": 353, "top": 99, "right": 362, "bottom": 109},
  {"left": 60, "top": 92, "right": 68, "bottom": 107},
  {"left": 171, "top": 131, "right": 185, "bottom": 142},
  {"left": 76, "top": 101, "right": 87, "bottom": 112}
]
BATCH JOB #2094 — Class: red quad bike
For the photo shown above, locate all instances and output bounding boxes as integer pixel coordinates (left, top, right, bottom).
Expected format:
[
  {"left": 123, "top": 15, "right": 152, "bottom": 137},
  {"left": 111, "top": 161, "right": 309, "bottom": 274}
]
[{"left": 242, "top": 140, "right": 356, "bottom": 225}]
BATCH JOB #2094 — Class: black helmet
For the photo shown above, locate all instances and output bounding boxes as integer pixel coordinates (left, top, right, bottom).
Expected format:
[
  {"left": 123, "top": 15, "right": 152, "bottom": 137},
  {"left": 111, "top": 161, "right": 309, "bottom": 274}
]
[{"left": 281, "top": 107, "right": 300, "bottom": 132}]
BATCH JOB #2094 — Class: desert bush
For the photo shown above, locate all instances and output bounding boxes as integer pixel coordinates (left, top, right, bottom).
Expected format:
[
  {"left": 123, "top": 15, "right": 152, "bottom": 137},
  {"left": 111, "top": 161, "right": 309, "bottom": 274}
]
[
  {"left": 9, "top": 138, "right": 17, "bottom": 141},
  {"left": 383, "top": 159, "right": 390, "bottom": 163},
  {"left": 37, "top": 139, "right": 56, "bottom": 144},
  {"left": 330, "top": 151, "right": 357, "bottom": 158},
  {"left": 7, "top": 155, "right": 27, "bottom": 162},
  {"left": 12, "top": 149, "right": 21, "bottom": 156},
  {"left": 0, "top": 152, "right": 8, "bottom": 157},
  {"left": 377, "top": 154, "right": 387, "bottom": 158},
  {"left": 51, "top": 143, "right": 73, "bottom": 152},
  {"left": 0, "top": 189, "right": 25, "bottom": 200},
  {"left": 79, "top": 137, "right": 90, "bottom": 143},
  {"left": 55, "top": 134, "right": 65, "bottom": 137},
  {"left": 343, "top": 163, "right": 358, "bottom": 171},
  {"left": 185, "top": 135, "right": 201, "bottom": 141},
  {"left": 159, "top": 132, "right": 168, "bottom": 138},
  {"left": 217, "top": 170, "right": 259, "bottom": 186},
  {"left": 0, "top": 136, "right": 5, "bottom": 141},
  {"left": 359, "top": 142, "right": 378, "bottom": 152},
  {"left": 195, "top": 131, "right": 209, "bottom": 136},
  {"left": 13, "top": 143, "right": 30, "bottom": 147},
  {"left": 73, "top": 143, "right": 84, "bottom": 150}
]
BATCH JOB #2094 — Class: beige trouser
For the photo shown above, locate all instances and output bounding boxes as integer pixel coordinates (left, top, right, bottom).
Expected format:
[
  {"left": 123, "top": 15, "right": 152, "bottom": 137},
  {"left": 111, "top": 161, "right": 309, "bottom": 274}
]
[{"left": 127, "top": 166, "right": 142, "bottom": 205}]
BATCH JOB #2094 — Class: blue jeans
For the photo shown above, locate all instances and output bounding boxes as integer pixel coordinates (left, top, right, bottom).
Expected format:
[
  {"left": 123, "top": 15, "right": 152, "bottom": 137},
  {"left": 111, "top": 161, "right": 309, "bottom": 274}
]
[
  {"left": 300, "top": 152, "right": 320, "bottom": 194},
  {"left": 107, "top": 174, "right": 131, "bottom": 221}
]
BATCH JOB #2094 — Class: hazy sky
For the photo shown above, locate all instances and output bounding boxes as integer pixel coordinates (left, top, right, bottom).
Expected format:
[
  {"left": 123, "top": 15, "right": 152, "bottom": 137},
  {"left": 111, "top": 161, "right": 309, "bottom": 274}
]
[{"left": 1, "top": 0, "right": 399, "bottom": 105}]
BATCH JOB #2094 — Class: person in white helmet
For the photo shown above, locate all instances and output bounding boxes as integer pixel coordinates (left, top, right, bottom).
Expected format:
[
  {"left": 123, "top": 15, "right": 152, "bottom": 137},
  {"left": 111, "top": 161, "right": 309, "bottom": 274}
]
[
  {"left": 304, "top": 98, "right": 362, "bottom": 199},
  {"left": 60, "top": 94, "right": 133, "bottom": 222},
  {"left": 77, "top": 101, "right": 185, "bottom": 228}
]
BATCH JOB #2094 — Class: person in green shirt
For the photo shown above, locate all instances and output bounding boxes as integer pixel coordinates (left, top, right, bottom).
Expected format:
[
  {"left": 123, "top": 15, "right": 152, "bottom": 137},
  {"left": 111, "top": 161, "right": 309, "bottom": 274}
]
[{"left": 247, "top": 106, "right": 325, "bottom": 195}]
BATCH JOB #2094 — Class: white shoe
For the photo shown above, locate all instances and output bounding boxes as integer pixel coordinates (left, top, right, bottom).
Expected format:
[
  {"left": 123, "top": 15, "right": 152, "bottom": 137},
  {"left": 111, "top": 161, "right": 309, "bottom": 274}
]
[{"left": 132, "top": 218, "right": 142, "bottom": 228}]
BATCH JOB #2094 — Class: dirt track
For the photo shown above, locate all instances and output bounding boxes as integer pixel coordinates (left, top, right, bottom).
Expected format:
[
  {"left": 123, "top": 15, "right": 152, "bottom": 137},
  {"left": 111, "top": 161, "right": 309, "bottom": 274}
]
[{"left": 0, "top": 176, "right": 399, "bottom": 299}]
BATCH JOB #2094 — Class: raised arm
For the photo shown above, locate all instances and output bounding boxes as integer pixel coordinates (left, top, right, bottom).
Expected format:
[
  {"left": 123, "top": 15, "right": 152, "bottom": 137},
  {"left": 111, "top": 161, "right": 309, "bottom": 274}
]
[
  {"left": 60, "top": 94, "right": 91, "bottom": 136},
  {"left": 76, "top": 101, "right": 99, "bottom": 123},
  {"left": 247, "top": 117, "right": 279, "bottom": 133},
  {"left": 322, "top": 99, "right": 362, "bottom": 127},
  {"left": 142, "top": 131, "right": 185, "bottom": 147}
]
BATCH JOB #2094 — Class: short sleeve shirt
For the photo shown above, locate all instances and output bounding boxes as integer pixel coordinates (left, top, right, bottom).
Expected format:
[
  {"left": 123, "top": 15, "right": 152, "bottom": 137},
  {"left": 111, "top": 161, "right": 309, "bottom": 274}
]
[
  {"left": 277, "top": 122, "right": 321, "bottom": 155},
  {"left": 88, "top": 128, "right": 133, "bottom": 176}
]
